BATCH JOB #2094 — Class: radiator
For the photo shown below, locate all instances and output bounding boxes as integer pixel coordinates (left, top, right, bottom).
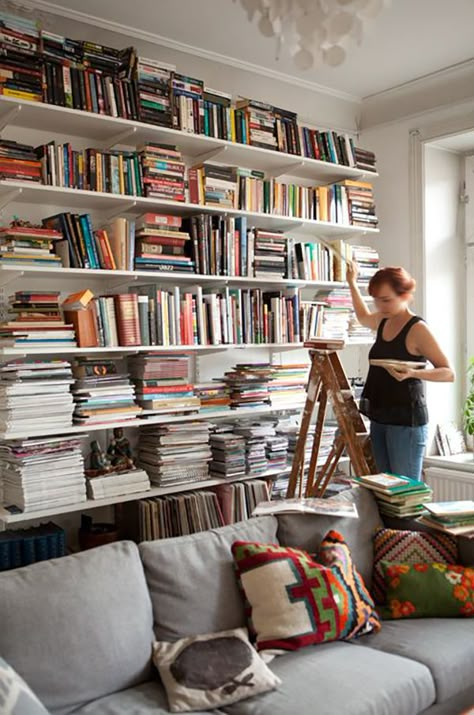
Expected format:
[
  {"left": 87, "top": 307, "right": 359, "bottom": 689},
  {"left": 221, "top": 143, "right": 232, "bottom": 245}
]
[{"left": 424, "top": 466, "right": 474, "bottom": 501}]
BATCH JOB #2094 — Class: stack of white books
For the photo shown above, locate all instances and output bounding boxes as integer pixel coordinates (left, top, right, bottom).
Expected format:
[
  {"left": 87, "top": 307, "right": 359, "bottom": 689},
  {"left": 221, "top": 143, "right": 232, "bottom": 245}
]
[
  {"left": 0, "top": 436, "right": 86, "bottom": 513},
  {"left": 86, "top": 469, "right": 151, "bottom": 500},
  {"left": 0, "top": 360, "right": 74, "bottom": 435}
]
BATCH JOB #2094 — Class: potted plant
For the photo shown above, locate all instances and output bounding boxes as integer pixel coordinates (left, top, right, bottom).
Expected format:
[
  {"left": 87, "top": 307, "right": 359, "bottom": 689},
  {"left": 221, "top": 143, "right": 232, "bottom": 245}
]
[{"left": 464, "top": 357, "right": 474, "bottom": 443}]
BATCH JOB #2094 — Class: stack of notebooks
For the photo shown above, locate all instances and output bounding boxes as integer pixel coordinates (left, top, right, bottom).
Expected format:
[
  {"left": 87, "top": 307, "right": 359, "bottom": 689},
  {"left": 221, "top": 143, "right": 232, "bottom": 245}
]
[
  {"left": 418, "top": 501, "right": 474, "bottom": 537},
  {"left": 222, "top": 364, "right": 273, "bottom": 409},
  {"left": 268, "top": 364, "right": 308, "bottom": 409},
  {"left": 138, "top": 422, "right": 212, "bottom": 487},
  {"left": 86, "top": 468, "right": 150, "bottom": 500},
  {"left": 0, "top": 11, "right": 43, "bottom": 102},
  {"left": 71, "top": 358, "right": 142, "bottom": 425},
  {"left": 139, "top": 143, "right": 186, "bottom": 201},
  {"left": 0, "top": 291, "right": 76, "bottom": 348},
  {"left": 194, "top": 382, "right": 230, "bottom": 413},
  {"left": 136, "top": 57, "right": 173, "bottom": 127},
  {"left": 0, "top": 436, "right": 86, "bottom": 513},
  {"left": 134, "top": 211, "right": 192, "bottom": 273},
  {"left": 0, "top": 224, "right": 63, "bottom": 266},
  {"left": 0, "top": 522, "right": 65, "bottom": 572},
  {"left": 0, "top": 139, "right": 42, "bottom": 183},
  {"left": 0, "top": 360, "right": 74, "bottom": 435},
  {"left": 210, "top": 429, "right": 246, "bottom": 479},
  {"left": 129, "top": 354, "right": 199, "bottom": 416},
  {"left": 354, "top": 473, "right": 433, "bottom": 517},
  {"left": 138, "top": 489, "right": 224, "bottom": 541}
]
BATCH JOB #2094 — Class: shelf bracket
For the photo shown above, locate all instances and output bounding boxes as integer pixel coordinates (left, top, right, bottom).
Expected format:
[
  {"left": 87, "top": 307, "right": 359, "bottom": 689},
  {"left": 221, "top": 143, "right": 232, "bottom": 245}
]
[
  {"left": 0, "top": 269, "right": 24, "bottom": 288},
  {"left": 0, "top": 188, "right": 23, "bottom": 212},
  {"left": 193, "top": 145, "right": 228, "bottom": 165},
  {"left": 105, "top": 199, "right": 137, "bottom": 222},
  {"left": 0, "top": 104, "right": 21, "bottom": 133},
  {"left": 99, "top": 126, "right": 138, "bottom": 150},
  {"left": 268, "top": 161, "right": 305, "bottom": 179},
  {"left": 109, "top": 274, "right": 138, "bottom": 291}
]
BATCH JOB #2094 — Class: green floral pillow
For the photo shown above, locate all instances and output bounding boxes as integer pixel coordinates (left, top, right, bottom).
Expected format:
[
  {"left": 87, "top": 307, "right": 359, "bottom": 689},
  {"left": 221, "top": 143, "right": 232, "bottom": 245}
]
[{"left": 381, "top": 561, "right": 474, "bottom": 619}]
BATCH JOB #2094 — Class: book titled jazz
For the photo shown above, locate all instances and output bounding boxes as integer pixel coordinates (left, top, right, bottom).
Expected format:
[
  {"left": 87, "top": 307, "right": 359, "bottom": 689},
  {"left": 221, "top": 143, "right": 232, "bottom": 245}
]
[{"left": 114, "top": 294, "right": 141, "bottom": 346}]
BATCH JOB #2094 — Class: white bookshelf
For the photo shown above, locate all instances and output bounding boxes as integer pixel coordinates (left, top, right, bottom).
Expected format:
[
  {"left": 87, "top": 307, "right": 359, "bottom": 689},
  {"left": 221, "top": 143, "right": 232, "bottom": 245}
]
[{"left": 0, "top": 92, "right": 378, "bottom": 529}]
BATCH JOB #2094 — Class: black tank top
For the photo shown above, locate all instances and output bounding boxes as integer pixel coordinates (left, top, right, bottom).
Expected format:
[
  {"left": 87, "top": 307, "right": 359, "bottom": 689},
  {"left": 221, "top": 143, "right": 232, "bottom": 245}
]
[{"left": 360, "top": 315, "right": 428, "bottom": 426}]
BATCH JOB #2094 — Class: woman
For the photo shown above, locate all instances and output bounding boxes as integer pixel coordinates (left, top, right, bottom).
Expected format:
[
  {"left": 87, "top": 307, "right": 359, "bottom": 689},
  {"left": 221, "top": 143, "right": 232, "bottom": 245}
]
[{"left": 346, "top": 262, "right": 455, "bottom": 480}]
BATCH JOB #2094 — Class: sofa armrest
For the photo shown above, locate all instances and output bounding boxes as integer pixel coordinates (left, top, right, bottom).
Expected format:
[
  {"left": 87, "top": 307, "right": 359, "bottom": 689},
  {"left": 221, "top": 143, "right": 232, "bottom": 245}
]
[{"left": 382, "top": 515, "right": 473, "bottom": 566}]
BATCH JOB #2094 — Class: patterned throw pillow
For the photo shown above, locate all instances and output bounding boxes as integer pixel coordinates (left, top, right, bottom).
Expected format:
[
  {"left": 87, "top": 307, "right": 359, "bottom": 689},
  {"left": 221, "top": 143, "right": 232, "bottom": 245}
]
[
  {"left": 0, "top": 657, "right": 50, "bottom": 714},
  {"left": 372, "top": 527, "right": 458, "bottom": 604},
  {"left": 231, "top": 541, "right": 343, "bottom": 651},
  {"left": 317, "top": 530, "right": 381, "bottom": 640},
  {"left": 153, "top": 628, "right": 280, "bottom": 712},
  {"left": 381, "top": 561, "right": 474, "bottom": 619}
]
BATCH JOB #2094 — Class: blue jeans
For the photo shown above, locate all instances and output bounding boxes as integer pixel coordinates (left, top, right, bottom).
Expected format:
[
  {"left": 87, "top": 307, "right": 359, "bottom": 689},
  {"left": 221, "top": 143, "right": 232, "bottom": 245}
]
[{"left": 369, "top": 422, "right": 429, "bottom": 481}]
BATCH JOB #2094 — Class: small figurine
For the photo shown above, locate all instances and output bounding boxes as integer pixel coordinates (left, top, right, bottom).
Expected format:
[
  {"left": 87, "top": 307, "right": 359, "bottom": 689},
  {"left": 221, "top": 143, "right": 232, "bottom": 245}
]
[
  {"left": 107, "top": 427, "right": 134, "bottom": 470},
  {"left": 88, "top": 440, "right": 112, "bottom": 474}
]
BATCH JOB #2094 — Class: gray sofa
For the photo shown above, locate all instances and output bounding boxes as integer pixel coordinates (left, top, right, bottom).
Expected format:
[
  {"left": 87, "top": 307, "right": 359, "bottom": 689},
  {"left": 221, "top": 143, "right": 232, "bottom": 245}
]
[{"left": 0, "top": 487, "right": 473, "bottom": 715}]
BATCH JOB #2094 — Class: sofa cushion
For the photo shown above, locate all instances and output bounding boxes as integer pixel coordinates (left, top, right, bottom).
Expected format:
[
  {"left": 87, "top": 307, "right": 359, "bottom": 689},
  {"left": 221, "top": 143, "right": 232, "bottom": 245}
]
[
  {"left": 139, "top": 516, "right": 278, "bottom": 641},
  {"left": 221, "top": 642, "right": 435, "bottom": 715},
  {"left": 0, "top": 541, "right": 155, "bottom": 715},
  {"left": 358, "top": 619, "right": 474, "bottom": 703},
  {"left": 70, "top": 680, "right": 220, "bottom": 714},
  {"left": 276, "top": 487, "right": 382, "bottom": 587},
  {"left": 0, "top": 656, "right": 50, "bottom": 714},
  {"left": 153, "top": 627, "right": 280, "bottom": 712}
]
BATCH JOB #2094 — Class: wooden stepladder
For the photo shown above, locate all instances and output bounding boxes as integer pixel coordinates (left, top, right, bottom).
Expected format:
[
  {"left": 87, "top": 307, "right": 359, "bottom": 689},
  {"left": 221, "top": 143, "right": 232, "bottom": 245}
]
[{"left": 286, "top": 343, "right": 377, "bottom": 499}]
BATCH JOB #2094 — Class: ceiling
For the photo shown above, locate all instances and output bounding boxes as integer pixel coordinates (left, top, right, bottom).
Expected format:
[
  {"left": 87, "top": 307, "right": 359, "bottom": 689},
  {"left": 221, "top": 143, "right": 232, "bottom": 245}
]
[{"left": 38, "top": 0, "right": 474, "bottom": 99}]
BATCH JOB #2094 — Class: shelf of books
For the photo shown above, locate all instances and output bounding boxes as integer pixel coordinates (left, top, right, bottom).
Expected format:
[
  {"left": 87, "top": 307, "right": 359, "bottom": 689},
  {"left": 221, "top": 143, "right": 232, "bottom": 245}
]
[{"left": 0, "top": 9, "right": 379, "bottom": 550}]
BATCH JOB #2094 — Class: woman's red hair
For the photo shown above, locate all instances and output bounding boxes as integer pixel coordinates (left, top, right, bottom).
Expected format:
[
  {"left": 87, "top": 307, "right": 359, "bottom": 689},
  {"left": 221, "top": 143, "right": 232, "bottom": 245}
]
[{"left": 368, "top": 267, "right": 416, "bottom": 297}]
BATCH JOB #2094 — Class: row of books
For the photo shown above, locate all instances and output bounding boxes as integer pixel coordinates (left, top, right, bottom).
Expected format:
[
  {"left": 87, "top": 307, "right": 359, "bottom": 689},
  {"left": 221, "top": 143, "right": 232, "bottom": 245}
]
[
  {"left": 137, "top": 479, "right": 270, "bottom": 541},
  {"left": 0, "top": 134, "right": 377, "bottom": 227},
  {"left": 0, "top": 522, "right": 65, "bottom": 571},
  {"left": 0, "top": 11, "right": 376, "bottom": 171},
  {"left": 0, "top": 213, "right": 379, "bottom": 287}
]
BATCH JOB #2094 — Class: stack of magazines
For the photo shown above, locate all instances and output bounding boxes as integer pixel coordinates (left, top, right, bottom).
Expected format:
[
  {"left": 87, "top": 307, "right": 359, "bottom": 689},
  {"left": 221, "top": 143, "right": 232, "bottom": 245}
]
[
  {"left": 418, "top": 501, "right": 474, "bottom": 537},
  {"left": 353, "top": 473, "right": 432, "bottom": 517}
]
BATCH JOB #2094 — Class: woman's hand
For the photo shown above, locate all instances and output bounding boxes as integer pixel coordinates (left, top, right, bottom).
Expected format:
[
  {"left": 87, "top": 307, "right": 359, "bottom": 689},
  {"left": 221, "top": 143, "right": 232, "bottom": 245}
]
[
  {"left": 346, "top": 260, "right": 359, "bottom": 286},
  {"left": 384, "top": 366, "right": 415, "bottom": 381}
]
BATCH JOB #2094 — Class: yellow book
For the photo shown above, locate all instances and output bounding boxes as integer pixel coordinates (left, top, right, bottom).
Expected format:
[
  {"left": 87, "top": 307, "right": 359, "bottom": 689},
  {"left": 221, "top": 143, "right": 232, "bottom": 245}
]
[
  {"left": 230, "top": 108, "right": 236, "bottom": 143},
  {"left": 118, "top": 154, "right": 125, "bottom": 195},
  {"left": 63, "top": 288, "right": 95, "bottom": 310},
  {"left": 1, "top": 88, "right": 40, "bottom": 102}
]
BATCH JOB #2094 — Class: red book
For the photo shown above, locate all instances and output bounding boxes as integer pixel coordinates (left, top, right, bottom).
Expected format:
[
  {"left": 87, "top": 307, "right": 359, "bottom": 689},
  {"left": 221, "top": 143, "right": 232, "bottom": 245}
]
[
  {"left": 138, "top": 213, "right": 182, "bottom": 228},
  {"left": 114, "top": 294, "right": 141, "bottom": 346},
  {"left": 141, "top": 384, "right": 193, "bottom": 394}
]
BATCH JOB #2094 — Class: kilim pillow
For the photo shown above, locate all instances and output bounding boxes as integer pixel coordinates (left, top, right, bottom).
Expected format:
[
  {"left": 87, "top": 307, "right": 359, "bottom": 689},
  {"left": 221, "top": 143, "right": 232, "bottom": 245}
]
[
  {"left": 317, "top": 530, "right": 381, "bottom": 640},
  {"left": 381, "top": 561, "right": 474, "bottom": 619},
  {"left": 372, "top": 527, "right": 458, "bottom": 604},
  {"left": 231, "top": 541, "right": 343, "bottom": 651},
  {"left": 153, "top": 628, "right": 280, "bottom": 713}
]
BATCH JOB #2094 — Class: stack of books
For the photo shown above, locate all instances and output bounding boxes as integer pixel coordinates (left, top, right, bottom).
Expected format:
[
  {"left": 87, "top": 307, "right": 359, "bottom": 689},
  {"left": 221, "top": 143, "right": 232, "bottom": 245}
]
[
  {"left": 42, "top": 212, "right": 116, "bottom": 270},
  {"left": 354, "top": 473, "right": 433, "bottom": 517},
  {"left": 184, "top": 214, "right": 249, "bottom": 276},
  {"left": 222, "top": 364, "right": 274, "bottom": 409},
  {"left": 0, "top": 224, "right": 63, "bottom": 266},
  {"left": 342, "top": 180, "right": 378, "bottom": 230},
  {"left": 0, "top": 436, "right": 86, "bottom": 513},
  {"left": 315, "top": 288, "right": 353, "bottom": 340},
  {"left": 0, "top": 522, "right": 65, "bottom": 571},
  {"left": 210, "top": 430, "right": 246, "bottom": 478},
  {"left": 139, "top": 143, "right": 186, "bottom": 201},
  {"left": 71, "top": 358, "right": 142, "bottom": 425},
  {"left": 138, "top": 489, "right": 224, "bottom": 541},
  {"left": 268, "top": 364, "right": 308, "bottom": 409},
  {"left": 0, "top": 11, "right": 43, "bottom": 102},
  {"left": 235, "top": 98, "right": 278, "bottom": 151},
  {"left": 351, "top": 245, "right": 380, "bottom": 285},
  {"left": 0, "top": 139, "right": 42, "bottom": 183},
  {"left": 129, "top": 353, "right": 199, "bottom": 416},
  {"left": 234, "top": 422, "right": 273, "bottom": 476},
  {"left": 86, "top": 468, "right": 150, "bottom": 500},
  {"left": 136, "top": 57, "right": 173, "bottom": 127},
  {"left": 194, "top": 382, "right": 230, "bottom": 413},
  {"left": 138, "top": 422, "right": 212, "bottom": 487},
  {"left": 418, "top": 501, "right": 474, "bottom": 536},
  {"left": 171, "top": 73, "right": 204, "bottom": 133},
  {"left": 203, "top": 87, "right": 232, "bottom": 140},
  {"left": 134, "top": 211, "right": 192, "bottom": 273},
  {"left": 301, "top": 300, "right": 325, "bottom": 340},
  {"left": 189, "top": 164, "right": 238, "bottom": 209},
  {"left": 298, "top": 126, "right": 355, "bottom": 165},
  {"left": 266, "top": 434, "right": 289, "bottom": 471},
  {"left": 0, "top": 360, "right": 74, "bottom": 435},
  {"left": 0, "top": 291, "right": 76, "bottom": 348},
  {"left": 353, "top": 147, "right": 377, "bottom": 173},
  {"left": 253, "top": 230, "right": 288, "bottom": 279}
]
